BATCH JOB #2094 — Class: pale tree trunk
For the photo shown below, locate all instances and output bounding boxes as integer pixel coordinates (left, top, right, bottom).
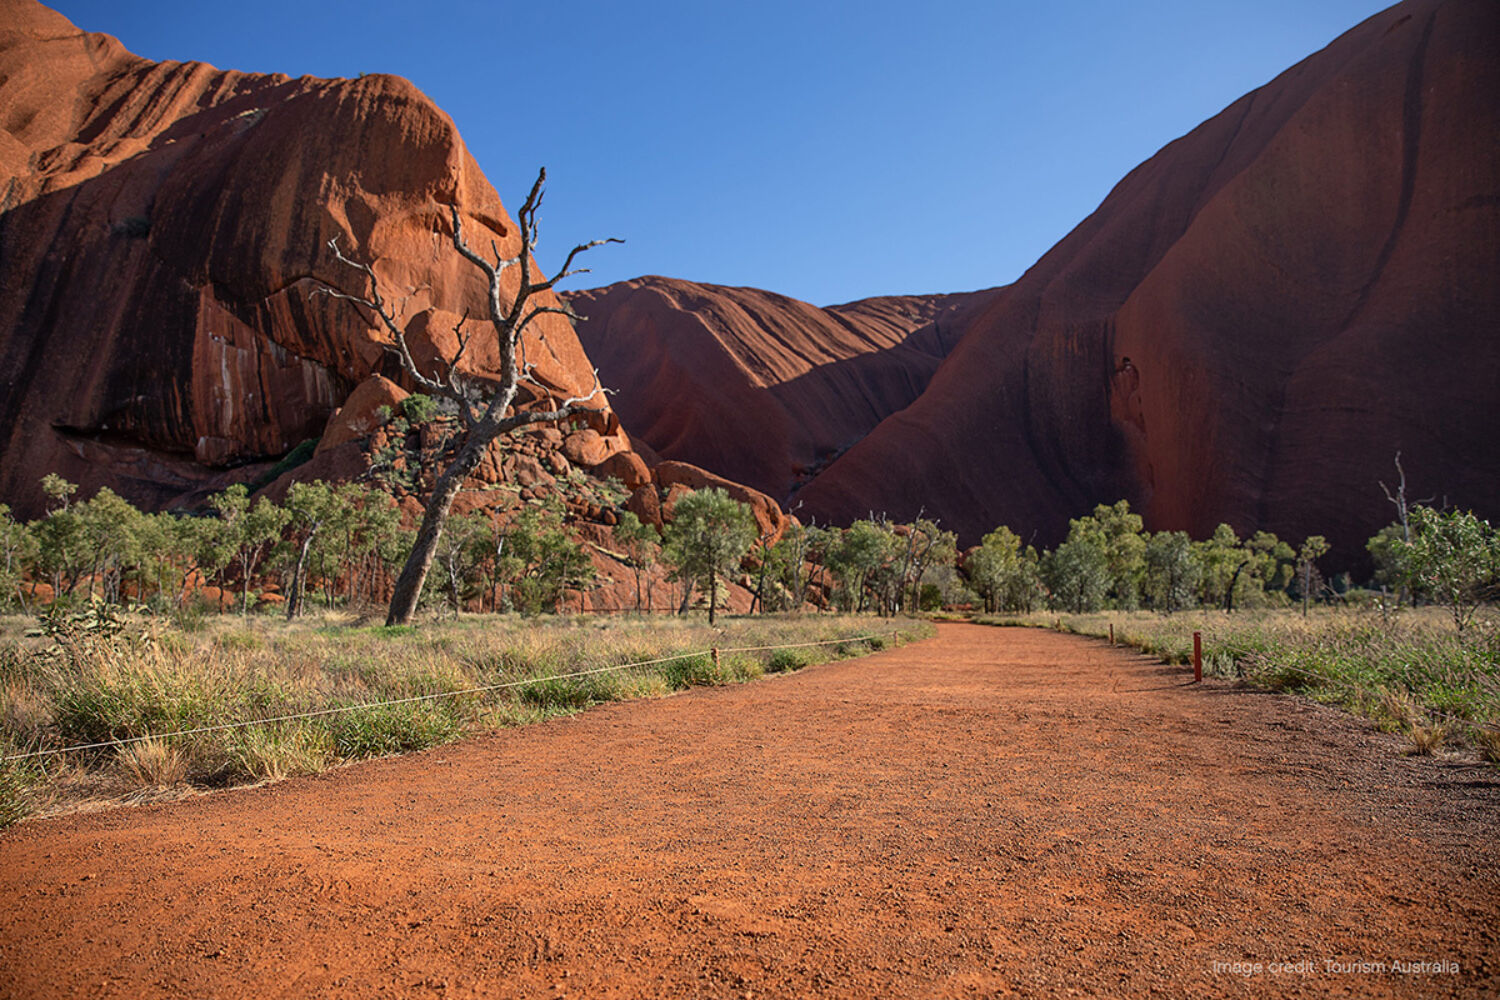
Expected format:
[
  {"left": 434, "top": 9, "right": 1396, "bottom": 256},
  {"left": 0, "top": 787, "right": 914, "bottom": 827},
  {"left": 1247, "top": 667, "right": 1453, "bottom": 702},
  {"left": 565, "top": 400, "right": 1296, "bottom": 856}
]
[
  {"left": 286, "top": 529, "right": 317, "bottom": 620},
  {"left": 386, "top": 438, "right": 489, "bottom": 626}
]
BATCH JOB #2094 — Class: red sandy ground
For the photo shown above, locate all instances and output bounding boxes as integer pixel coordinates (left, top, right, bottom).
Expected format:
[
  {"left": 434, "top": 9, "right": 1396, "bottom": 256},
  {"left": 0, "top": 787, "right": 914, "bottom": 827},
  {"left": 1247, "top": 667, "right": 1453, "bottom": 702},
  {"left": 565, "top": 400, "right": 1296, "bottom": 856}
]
[{"left": 1, "top": 624, "right": 1496, "bottom": 998}]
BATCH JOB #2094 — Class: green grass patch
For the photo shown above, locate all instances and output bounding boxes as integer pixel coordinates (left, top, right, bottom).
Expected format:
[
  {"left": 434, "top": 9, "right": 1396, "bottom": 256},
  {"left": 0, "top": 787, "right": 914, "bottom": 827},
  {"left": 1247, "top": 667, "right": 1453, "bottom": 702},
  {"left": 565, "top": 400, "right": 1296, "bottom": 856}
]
[
  {"left": 327, "top": 702, "right": 462, "bottom": 758},
  {"left": 977, "top": 608, "right": 1500, "bottom": 761}
]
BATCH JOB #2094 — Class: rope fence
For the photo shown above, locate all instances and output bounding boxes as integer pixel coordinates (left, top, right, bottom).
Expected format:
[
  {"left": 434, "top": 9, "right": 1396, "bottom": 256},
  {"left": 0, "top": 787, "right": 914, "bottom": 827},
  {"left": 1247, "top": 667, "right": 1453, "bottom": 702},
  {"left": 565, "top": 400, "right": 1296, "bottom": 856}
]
[
  {"left": 1107, "top": 624, "right": 1500, "bottom": 738},
  {"left": 1, "top": 632, "right": 903, "bottom": 763}
]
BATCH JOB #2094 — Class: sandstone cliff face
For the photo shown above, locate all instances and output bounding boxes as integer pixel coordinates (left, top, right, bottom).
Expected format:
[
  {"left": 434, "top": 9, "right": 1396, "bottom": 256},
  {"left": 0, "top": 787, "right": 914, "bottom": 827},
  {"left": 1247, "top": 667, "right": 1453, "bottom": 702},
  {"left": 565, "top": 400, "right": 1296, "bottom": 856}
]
[
  {"left": 787, "top": 0, "right": 1499, "bottom": 561},
  {"left": 0, "top": 0, "right": 628, "bottom": 518},
  {"left": 567, "top": 277, "right": 998, "bottom": 504}
]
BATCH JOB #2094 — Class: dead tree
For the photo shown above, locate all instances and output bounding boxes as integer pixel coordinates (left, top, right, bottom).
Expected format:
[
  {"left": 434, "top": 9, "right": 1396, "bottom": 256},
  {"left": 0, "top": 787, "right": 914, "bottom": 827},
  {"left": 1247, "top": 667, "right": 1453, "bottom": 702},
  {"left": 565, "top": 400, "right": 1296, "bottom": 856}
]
[
  {"left": 1379, "top": 450, "right": 1434, "bottom": 606},
  {"left": 316, "top": 168, "right": 619, "bottom": 625}
]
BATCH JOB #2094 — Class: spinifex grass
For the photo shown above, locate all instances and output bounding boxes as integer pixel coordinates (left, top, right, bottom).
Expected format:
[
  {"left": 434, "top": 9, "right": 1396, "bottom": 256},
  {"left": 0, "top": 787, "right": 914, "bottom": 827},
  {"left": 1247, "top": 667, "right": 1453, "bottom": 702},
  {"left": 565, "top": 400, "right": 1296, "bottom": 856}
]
[
  {"left": 0, "top": 611, "right": 927, "bottom": 825},
  {"left": 976, "top": 608, "right": 1500, "bottom": 759}
]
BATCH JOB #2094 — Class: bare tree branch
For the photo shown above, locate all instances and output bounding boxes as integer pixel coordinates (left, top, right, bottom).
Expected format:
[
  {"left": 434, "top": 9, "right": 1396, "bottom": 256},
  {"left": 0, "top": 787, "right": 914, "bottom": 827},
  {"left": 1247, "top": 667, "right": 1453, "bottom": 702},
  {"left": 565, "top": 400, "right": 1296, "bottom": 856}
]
[
  {"left": 313, "top": 236, "right": 446, "bottom": 395},
  {"left": 316, "top": 167, "right": 622, "bottom": 625}
]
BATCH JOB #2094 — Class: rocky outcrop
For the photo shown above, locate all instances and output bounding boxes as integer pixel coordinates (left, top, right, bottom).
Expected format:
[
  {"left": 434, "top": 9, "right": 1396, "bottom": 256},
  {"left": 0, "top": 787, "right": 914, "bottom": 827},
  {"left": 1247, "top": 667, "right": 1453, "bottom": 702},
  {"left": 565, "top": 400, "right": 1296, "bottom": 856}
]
[
  {"left": 317, "top": 376, "right": 408, "bottom": 454},
  {"left": 0, "top": 0, "right": 636, "bottom": 518},
  {"left": 567, "top": 277, "right": 998, "bottom": 503},
  {"left": 585, "top": 0, "right": 1498, "bottom": 565}
]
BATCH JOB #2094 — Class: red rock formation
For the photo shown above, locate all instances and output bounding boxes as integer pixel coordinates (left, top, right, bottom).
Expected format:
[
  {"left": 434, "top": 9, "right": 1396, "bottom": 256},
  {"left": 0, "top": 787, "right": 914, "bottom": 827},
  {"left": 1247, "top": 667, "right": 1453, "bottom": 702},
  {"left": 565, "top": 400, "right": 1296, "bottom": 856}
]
[
  {"left": 317, "top": 376, "right": 408, "bottom": 454},
  {"left": 0, "top": 0, "right": 635, "bottom": 518},
  {"left": 651, "top": 461, "right": 788, "bottom": 542},
  {"left": 567, "top": 277, "right": 998, "bottom": 504},
  {"left": 794, "top": 0, "right": 1500, "bottom": 561}
]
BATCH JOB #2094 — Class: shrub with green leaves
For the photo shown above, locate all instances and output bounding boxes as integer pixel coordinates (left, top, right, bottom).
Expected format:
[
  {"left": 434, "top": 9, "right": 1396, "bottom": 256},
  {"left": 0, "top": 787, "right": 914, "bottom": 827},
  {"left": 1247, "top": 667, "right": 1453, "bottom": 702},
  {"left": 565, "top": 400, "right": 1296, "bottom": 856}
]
[
  {"left": 328, "top": 702, "right": 461, "bottom": 758},
  {"left": 767, "top": 648, "right": 815, "bottom": 672},
  {"left": 661, "top": 652, "right": 719, "bottom": 689}
]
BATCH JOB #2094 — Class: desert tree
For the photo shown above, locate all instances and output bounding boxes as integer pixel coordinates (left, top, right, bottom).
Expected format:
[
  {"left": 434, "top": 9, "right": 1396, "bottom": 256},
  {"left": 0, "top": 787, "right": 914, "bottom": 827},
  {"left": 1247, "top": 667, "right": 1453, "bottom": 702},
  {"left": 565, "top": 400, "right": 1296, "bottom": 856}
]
[
  {"left": 1295, "top": 535, "right": 1330, "bottom": 617},
  {"left": 1070, "top": 501, "right": 1147, "bottom": 610},
  {"left": 211, "top": 485, "right": 289, "bottom": 616},
  {"left": 614, "top": 510, "right": 661, "bottom": 613},
  {"left": 1401, "top": 506, "right": 1499, "bottom": 634},
  {"left": 1144, "top": 531, "right": 1200, "bottom": 613},
  {"left": 662, "top": 488, "right": 757, "bottom": 625},
  {"left": 281, "top": 480, "right": 337, "bottom": 619},
  {"left": 768, "top": 519, "right": 813, "bottom": 613},
  {"left": 1042, "top": 535, "right": 1110, "bottom": 613},
  {"left": 1377, "top": 451, "right": 1434, "bottom": 606},
  {"left": 504, "top": 501, "right": 594, "bottom": 615},
  {"left": 827, "top": 519, "right": 891, "bottom": 613},
  {"left": 433, "top": 510, "right": 490, "bottom": 618},
  {"left": 316, "top": 168, "right": 619, "bottom": 625},
  {"left": 0, "top": 505, "right": 36, "bottom": 612}
]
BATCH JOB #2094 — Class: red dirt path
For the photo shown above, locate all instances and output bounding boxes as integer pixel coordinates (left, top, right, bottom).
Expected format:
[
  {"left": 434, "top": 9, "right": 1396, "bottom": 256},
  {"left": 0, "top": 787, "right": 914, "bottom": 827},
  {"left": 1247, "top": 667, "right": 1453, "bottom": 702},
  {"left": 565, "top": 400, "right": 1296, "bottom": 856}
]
[{"left": 2, "top": 624, "right": 1497, "bottom": 998}]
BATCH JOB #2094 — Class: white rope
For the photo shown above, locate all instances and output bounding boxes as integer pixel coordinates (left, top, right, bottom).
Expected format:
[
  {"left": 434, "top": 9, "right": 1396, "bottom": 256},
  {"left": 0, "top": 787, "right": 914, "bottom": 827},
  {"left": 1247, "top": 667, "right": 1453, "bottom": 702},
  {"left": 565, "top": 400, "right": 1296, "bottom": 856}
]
[
  {"left": 717, "top": 633, "right": 887, "bottom": 654},
  {"left": 1, "top": 632, "right": 904, "bottom": 763}
]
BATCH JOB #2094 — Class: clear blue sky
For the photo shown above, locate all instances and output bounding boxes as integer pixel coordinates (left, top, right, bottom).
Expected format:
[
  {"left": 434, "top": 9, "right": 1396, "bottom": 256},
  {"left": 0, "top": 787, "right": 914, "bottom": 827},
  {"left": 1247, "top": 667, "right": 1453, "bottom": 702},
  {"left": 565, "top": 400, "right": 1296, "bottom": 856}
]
[{"left": 52, "top": 0, "right": 1395, "bottom": 306}]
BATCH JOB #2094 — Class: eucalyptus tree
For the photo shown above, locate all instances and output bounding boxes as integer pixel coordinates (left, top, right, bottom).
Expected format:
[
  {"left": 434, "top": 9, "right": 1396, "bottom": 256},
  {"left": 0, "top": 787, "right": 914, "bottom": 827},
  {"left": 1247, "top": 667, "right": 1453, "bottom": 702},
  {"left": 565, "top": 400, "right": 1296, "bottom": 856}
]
[
  {"left": 0, "top": 505, "right": 36, "bottom": 612},
  {"left": 1401, "top": 506, "right": 1499, "bottom": 633},
  {"left": 662, "top": 488, "right": 757, "bottom": 625},
  {"left": 1295, "top": 535, "right": 1331, "bottom": 617},
  {"left": 1144, "top": 531, "right": 1200, "bottom": 613},
  {"left": 614, "top": 510, "right": 662, "bottom": 613},
  {"left": 211, "top": 485, "right": 289, "bottom": 615}
]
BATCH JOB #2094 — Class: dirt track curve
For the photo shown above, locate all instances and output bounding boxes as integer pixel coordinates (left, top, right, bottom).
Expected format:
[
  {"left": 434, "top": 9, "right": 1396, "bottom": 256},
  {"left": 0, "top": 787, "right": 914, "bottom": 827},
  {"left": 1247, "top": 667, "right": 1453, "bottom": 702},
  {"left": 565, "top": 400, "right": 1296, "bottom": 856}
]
[{"left": 2, "top": 623, "right": 1497, "bottom": 998}]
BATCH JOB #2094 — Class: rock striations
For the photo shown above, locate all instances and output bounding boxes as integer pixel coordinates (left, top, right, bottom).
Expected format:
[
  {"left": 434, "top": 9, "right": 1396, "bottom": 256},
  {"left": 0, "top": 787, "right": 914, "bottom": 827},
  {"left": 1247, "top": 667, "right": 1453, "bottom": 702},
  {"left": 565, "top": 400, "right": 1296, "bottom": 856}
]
[
  {"left": 567, "top": 277, "right": 999, "bottom": 505},
  {"left": 4, "top": 0, "right": 1497, "bottom": 574},
  {"left": 575, "top": 0, "right": 1500, "bottom": 562},
  {"left": 0, "top": 0, "right": 636, "bottom": 518}
]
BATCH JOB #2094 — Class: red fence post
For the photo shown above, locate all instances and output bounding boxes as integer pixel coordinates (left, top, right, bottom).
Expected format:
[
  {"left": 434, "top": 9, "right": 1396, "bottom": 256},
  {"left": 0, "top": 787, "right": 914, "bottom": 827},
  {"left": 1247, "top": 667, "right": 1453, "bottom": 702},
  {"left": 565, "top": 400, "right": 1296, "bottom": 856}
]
[{"left": 1193, "top": 631, "right": 1203, "bottom": 683}]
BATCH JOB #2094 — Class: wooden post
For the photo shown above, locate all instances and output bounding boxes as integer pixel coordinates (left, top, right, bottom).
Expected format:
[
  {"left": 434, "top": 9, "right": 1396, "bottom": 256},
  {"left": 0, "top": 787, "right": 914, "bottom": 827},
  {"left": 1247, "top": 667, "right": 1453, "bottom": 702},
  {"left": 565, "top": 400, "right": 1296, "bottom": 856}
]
[
  {"left": 1193, "top": 631, "right": 1203, "bottom": 683},
  {"left": 1109, "top": 623, "right": 1115, "bottom": 646}
]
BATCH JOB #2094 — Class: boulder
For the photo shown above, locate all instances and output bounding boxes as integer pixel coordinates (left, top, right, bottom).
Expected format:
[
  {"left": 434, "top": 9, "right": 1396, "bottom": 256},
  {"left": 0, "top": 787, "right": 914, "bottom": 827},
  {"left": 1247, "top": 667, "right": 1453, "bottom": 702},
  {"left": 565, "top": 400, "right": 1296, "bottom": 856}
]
[
  {"left": 625, "top": 485, "right": 663, "bottom": 528},
  {"left": 594, "top": 450, "right": 652, "bottom": 491},
  {"left": 653, "top": 461, "right": 788, "bottom": 541},
  {"left": 317, "top": 376, "right": 407, "bottom": 454},
  {"left": 511, "top": 454, "right": 554, "bottom": 489},
  {"left": 562, "top": 428, "right": 613, "bottom": 467}
]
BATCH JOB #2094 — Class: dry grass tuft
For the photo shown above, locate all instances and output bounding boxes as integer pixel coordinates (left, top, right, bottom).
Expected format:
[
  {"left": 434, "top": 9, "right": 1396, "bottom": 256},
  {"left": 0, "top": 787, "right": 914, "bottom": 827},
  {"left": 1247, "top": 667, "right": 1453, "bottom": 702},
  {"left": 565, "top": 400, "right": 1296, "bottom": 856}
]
[
  {"left": 1404, "top": 725, "right": 1449, "bottom": 757},
  {"left": 119, "top": 738, "right": 188, "bottom": 787}
]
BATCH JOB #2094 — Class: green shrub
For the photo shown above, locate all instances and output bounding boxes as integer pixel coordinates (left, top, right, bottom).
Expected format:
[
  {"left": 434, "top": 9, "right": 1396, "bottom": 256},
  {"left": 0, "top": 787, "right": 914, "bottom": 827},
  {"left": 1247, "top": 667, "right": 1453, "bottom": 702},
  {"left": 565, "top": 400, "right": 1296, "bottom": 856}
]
[
  {"left": 0, "top": 756, "right": 41, "bottom": 828},
  {"left": 768, "top": 648, "right": 814, "bottom": 673},
  {"left": 724, "top": 655, "right": 763, "bottom": 682},
  {"left": 51, "top": 672, "right": 226, "bottom": 746},
  {"left": 399, "top": 394, "right": 439, "bottom": 424},
  {"left": 661, "top": 653, "right": 718, "bottom": 690},
  {"left": 517, "top": 671, "right": 622, "bottom": 709},
  {"left": 327, "top": 702, "right": 461, "bottom": 758}
]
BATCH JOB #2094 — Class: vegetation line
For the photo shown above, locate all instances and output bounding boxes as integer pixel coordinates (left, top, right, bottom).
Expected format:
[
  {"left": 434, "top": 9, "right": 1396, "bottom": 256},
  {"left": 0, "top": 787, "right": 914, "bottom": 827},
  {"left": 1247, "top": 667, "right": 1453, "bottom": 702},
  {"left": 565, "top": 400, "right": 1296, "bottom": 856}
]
[
  {"left": 975, "top": 610, "right": 1499, "bottom": 762},
  {"left": 2, "top": 633, "right": 894, "bottom": 764}
]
